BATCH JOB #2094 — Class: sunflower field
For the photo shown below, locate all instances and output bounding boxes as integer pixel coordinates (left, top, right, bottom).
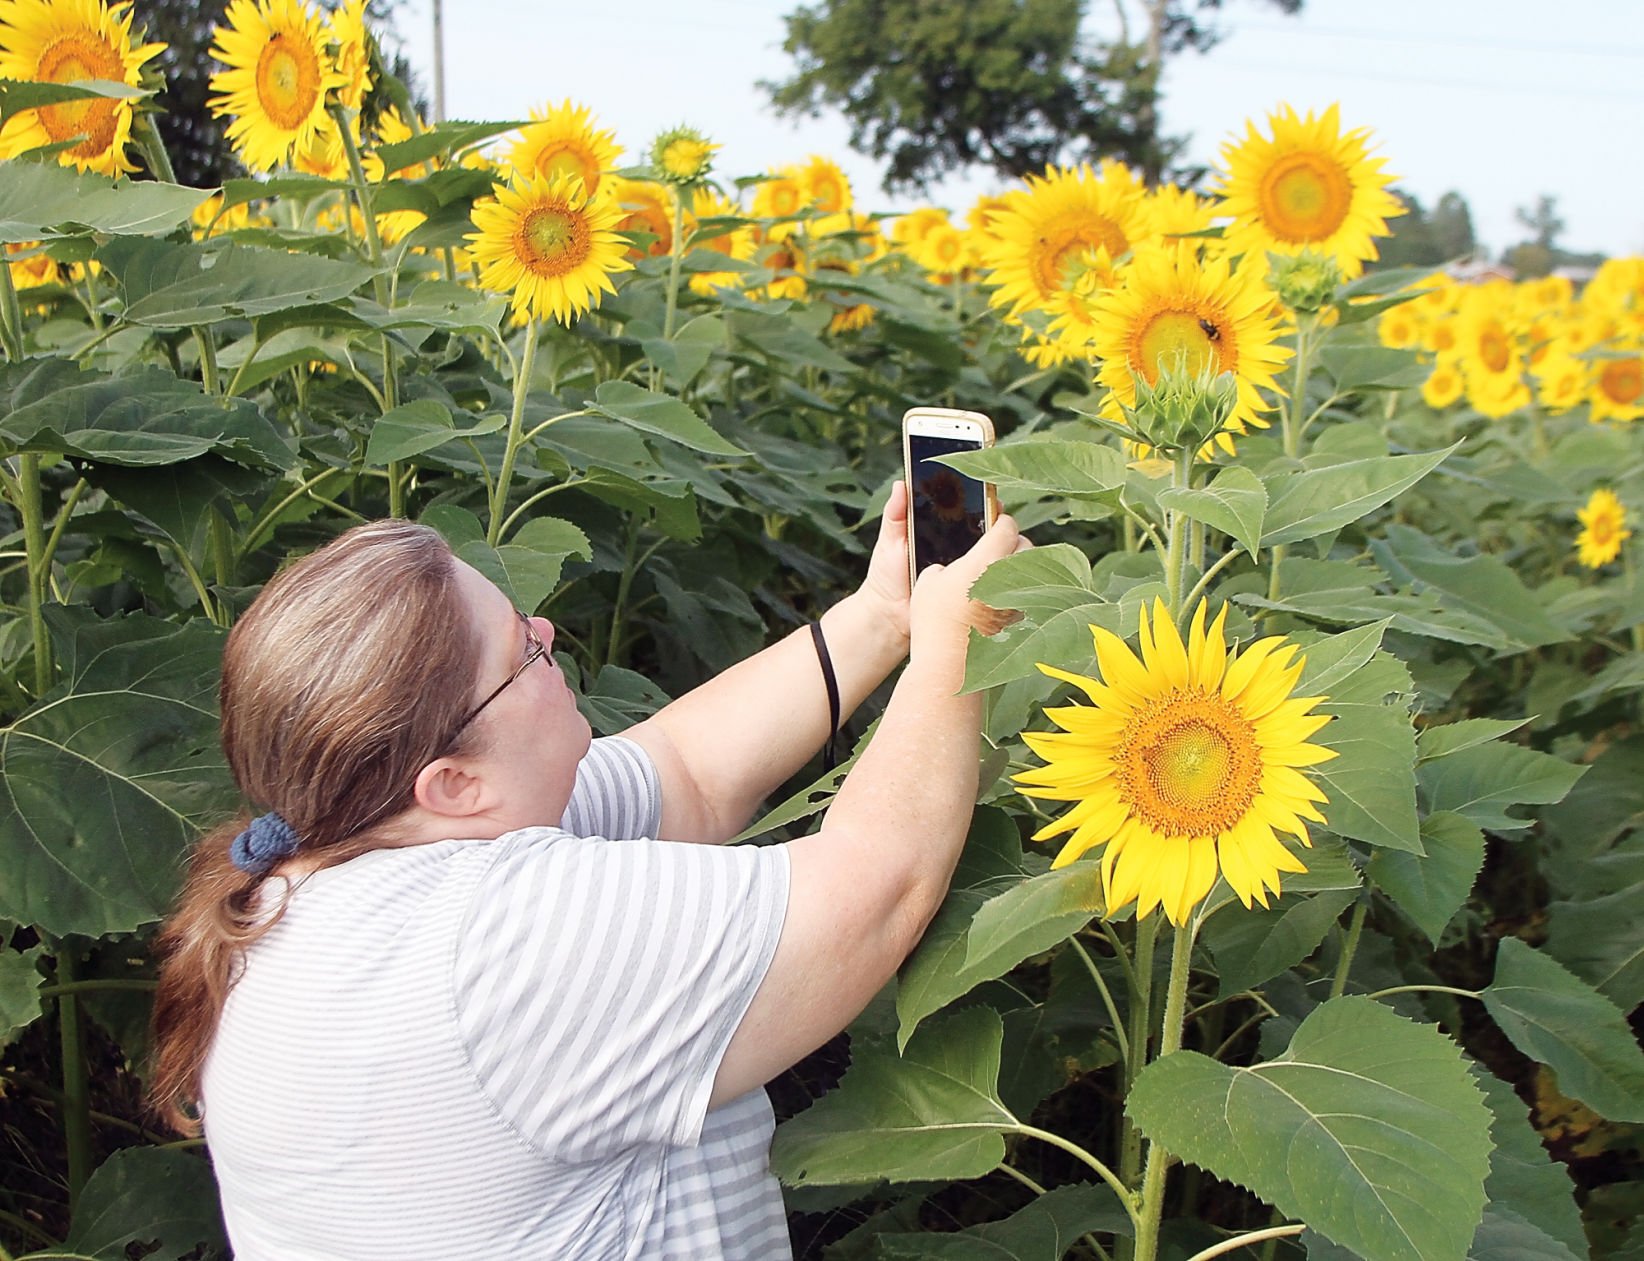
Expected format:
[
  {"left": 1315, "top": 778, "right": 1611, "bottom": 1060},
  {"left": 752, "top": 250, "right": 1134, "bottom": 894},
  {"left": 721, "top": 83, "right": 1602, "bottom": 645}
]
[{"left": 1, "top": 1, "right": 1642, "bottom": 1258}]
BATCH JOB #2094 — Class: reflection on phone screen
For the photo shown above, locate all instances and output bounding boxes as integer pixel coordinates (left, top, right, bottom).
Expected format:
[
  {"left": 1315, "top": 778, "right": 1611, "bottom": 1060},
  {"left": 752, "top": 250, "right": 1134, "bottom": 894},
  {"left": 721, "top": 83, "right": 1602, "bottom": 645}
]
[{"left": 908, "top": 433, "right": 986, "bottom": 577}]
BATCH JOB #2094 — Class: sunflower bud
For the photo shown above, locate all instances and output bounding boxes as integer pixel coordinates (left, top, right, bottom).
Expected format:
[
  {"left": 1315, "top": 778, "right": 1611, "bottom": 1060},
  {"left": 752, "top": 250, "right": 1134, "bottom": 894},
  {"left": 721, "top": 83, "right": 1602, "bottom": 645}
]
[
  {"left": 649, "top": 125, "right": 717, "bottom": 186},
  {"left": 1267, "top": 249, "right": 1342, "bottom": 313},
  {"left": 1121, "top": 352, "right": 1240, "bottom": 455}
]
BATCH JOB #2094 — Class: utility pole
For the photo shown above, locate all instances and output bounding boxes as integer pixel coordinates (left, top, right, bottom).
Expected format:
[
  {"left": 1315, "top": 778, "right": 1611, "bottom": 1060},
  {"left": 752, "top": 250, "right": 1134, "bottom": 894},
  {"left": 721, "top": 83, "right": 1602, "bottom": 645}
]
[{"left": 431, "top": 0, "right": 446, "bottom": 122}]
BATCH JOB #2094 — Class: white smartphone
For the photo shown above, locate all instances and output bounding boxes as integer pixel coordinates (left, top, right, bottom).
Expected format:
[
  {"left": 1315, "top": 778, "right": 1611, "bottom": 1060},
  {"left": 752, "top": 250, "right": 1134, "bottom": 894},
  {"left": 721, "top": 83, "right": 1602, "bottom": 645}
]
[{"left": 901, "top": 406, "right": 998, "bottom": 588}]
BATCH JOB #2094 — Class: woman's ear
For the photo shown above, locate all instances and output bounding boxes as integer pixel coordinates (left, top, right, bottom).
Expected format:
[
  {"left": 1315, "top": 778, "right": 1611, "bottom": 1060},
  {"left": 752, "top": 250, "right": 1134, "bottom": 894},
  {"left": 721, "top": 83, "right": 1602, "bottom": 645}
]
[{"left": 413, "top": 756, "right": 490, "bottom": 819}]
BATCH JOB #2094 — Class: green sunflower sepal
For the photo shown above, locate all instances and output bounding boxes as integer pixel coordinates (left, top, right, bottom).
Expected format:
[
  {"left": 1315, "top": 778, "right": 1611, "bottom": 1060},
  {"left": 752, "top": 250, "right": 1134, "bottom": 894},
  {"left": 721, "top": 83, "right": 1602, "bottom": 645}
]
[
  {"left": 1267, "top": 248, "right": 1342, "bottom": 314},
  {"left": 1118, "top": 353, "right": 1241, "bottom": 456}
]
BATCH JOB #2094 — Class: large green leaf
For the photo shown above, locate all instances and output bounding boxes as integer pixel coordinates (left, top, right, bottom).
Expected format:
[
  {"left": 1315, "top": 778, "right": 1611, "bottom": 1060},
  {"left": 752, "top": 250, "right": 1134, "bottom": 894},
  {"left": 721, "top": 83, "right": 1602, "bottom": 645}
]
[
  {"left": 1317, "top": 345, "right": 1427, "bottom": 392},
  {"left": 97, "top": 236, "right": 379, "bottom": 327},
  {"left": 1312, "top": 704, "right": 1422, "bottom": 852},
  {"left": 1260, "top": 446, "right": 1457, "bottom": 547},
  {"left": 1367, "top": 811, "right": 1485, "bottom": 945},
  {"left": 0, "top": 359, "right": 293, "bottom": 469},
  {"left": 966, "top": 544, "right": 1097, "bottom": 618},
  {"left": 363, "top": 399, "right": 506, "bottom": 464},
  {"left": 56, "top": 1146, "right": 227, "bottom": 1261},
  {"left": 0, "top": 159, "right": 208, "bottom": 242},
  {"left": 1545, "top": 886, "right": 1644, "bottom": 1012},
  {"left": 1481, "top": 937, "right": 1644, "bottom": 1122},
  {"left": 1, "top": 941, "right": 43, "bottom": 1054},
  {"left": 896, "top": 862, "right": 1101, "bottom": 1049},
  {"left": 940, "top": 440, "right": 1127, "bottom": 504},
  {"left": 1127, "top": 996, "right": 1492, "bottom": 1261},
  {"left": 1158, "top": 465, "right": 1267, "bottom": 558},
  {"left": 1475, "top": 1071, "right": 1587, "bottom": 1257},
  {"left": 589, "top": 380, "right": 750, "bottom": 457},
  {"left": 963, "top": 601, "right": 1128, "bottom": 693},
  {"left": 1203, "top": 886, "right": 1359, "bottom": 997},
  {"left": 876, "top": 1183, "right": 1132, "bottom": 1258},
  {"left": 0, "top": 77, "right": 145, "bottom": 121},
  {"left": 771, "top": 1005, "right": 1017, "bottom": 1186},
  {"left": 1295, "top": 620, "right": 1392, "bottom": 695},
  {"left": 1417, "top": 743, "right": 1586, "bottom": 833},
  {"left": 422, "top": 506, "right": 591, "bottom": 614},
  {"left": 0, "top": 611, "right": 232, "bottom": 938}
]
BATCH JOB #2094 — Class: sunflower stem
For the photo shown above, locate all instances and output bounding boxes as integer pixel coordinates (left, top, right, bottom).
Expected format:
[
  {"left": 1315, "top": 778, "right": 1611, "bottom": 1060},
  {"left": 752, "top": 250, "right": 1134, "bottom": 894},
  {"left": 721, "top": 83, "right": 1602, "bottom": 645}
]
[
  {"left": 16, "top": 454, "right": 52, "bottom": 699},
  {"left": 192, "top": 326, "right": 220, "bottom": 394},
  {"left": 0, "top": 253, "right": 27, "bottom": 361},
  {"left": 132, "top": 110, "right": 177, "bottom": 184},
  {"left": 488, "top": 318, "right": 540, "bottom": 546},
  {"left": 1070, "top": 936, "right": 1130, "bottom": 1067},
  {"left": 662, "top": 184, "right": 687, "bottom": 343},
  {"left": 1184, "top": 1224, "right": 1305, "bottom": 1261},
  {"left": 1329, "top": 895, "right": 1369, "bottom": 999},
  {"left": 1119, "top": 915, "right": 1158, "bottom": 1196},
  {"left": 1013, "top": 1125, "right": 1141, "bottom": 1228},
  {"left": 53, "top": 950, "right": 93, "bottom": 1216},
  {"left": 1165, "top": 447, "right": 1195, "bottom": 618},
  {"left": 1131, "top": 919, "right": 1198, "bottom": 1261}
]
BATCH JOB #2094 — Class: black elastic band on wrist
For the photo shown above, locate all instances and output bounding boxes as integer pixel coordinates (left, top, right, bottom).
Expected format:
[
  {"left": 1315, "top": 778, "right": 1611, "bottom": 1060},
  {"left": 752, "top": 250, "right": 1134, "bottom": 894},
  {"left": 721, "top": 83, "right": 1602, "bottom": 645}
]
[{"left": 810, "top": 620, "right": 841, "bottom": 772}]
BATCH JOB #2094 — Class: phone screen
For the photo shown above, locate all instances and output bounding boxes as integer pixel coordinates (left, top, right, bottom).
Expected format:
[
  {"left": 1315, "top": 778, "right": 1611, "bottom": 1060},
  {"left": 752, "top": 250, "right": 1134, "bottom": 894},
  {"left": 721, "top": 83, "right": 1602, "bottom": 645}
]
[{"left": 908, "top": 432, "right": 988, "bottom": 578}]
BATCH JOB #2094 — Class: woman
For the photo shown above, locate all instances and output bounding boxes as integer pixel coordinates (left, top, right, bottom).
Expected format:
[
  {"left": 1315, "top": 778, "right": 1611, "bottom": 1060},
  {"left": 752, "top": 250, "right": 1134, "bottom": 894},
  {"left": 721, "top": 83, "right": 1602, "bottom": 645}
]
[{"left": 150, "top": 483, "right": 1023, "bottom": 1259}]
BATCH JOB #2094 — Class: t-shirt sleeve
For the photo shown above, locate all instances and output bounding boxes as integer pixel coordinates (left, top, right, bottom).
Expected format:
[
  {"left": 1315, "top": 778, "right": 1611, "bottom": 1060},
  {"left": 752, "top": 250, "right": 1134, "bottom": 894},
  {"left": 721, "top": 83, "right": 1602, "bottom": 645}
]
[
  {"left": 451, "top": 829, "right": 790, "bottom": 1161},
  {"left": 558, "top": 736, "right": 661, "bottom": 841}
]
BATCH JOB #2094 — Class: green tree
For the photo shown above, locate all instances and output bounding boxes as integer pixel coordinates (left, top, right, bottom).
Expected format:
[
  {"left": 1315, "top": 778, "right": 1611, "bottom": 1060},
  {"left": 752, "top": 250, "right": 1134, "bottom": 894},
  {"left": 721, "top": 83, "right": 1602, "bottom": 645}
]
[
  {"left": 763, "top": 0, "right": 1301, "bottom": 193},
  {"left": 1374, "top": 187, "right": 1475, "bottom": 269}
]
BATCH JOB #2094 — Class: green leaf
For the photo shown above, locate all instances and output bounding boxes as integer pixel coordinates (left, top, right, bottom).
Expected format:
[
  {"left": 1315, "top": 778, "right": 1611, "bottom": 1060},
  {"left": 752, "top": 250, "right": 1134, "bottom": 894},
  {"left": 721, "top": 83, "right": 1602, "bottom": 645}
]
[
  {"left": 364, "top": 400, "right": 506, "bottom": 464},
  {"left": 571, "top": 663, "right": 671, "bottom": 736},
  {"left": 60, "top": 1147, "right": 227, "bottom": 1261},
  {"left": 1475, "top": 1071, "right": 1587, "bottom": 1257},
  {"left": 0, "top": 611, "right": 233, "bottom": 938},
  {"left": 1418, "top": 743, "right": 1586, "bottom": 833},
  {"left": 1204, "top": 886, "right": 1359, "bottom": 997},
  {"left": 1295, "top": 620, "right": 1392, "bottom": 696},
  {"left": 1416, "top": 718, "right": 1529, "bottom": 762},
  {"left": 727, "top": 307, "right": 857, "bottom": 373},
  {"left": 876, "top": 1183, "right": 1132, "bottom": 1258},
  {"left": 965, "top": 544, "right": 1096, "bottom": 617},
  {"left": 459, "top": 517, "right": 592, "bottom": 614},
  {"left": 0, "top": 159, "right": 209, "bottom": 242},
  {"left": 0, "top": 77, "right": 145, "bottom": 121},
  {"left": 0, "top": 359, "right": 293, "bottom": 469},
  {"left": 1260, "top": 446, "right": 1458, "bottom": 547},
  {"left": 1482, "top": 937, "right": 1644, "bottom": 1122},
  {"left": 1317, "top": 345, "right": 1428, "bottom": 392},
  {"left": 1159, "top": 465, "right": 1267, "bottom": 558},
  {"left": 962, "top": 601, "right": 1127, "bottom": 693},
  {"left": 374, "top": 118, "right": 527, "bottom": 174},
  {"left": 590, "top": 381, "right": 750, "bottom": 457},
  {"left": 641, "top": 313, "right": 723, "bottom": 389},
  {"left": 1313, "top": 704, "right": 1422, "bottom": 852},
  {"left": 896, "top": 862, "right": 1101, "bottom": 1050},
  {"left": 1368, "top": 811, "right": 1485, "bottom": 945},
  {"left": 1374, "top": 527, "right": 1571, "bottom": 652},
  {"left": 940, "top": 440, "right": 1127, "bottom": 503},
  {"left": 1127, "top": 996, "right": 1492, "bottom": 1261},
  {"left": 1, "top": 942, "right": 43, "bottom": 1054},
  {"left": 90, "top": 458, "right": 270, "bottom": 557},
  {"left": 771, "top": 1005, "right": 1017, "bottom": 1187},
  {"left": 1545, "top": 886, "right": 1644, "bottom": 1012},
  {"left": 97, "top": 237, "right": 379, "bottom": 328}
]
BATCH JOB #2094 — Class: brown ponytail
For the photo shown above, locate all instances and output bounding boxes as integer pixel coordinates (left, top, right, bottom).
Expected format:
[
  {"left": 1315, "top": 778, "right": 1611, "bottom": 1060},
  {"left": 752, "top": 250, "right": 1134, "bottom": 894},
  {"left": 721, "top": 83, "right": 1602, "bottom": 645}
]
[{"left": 149, "top": 521, "right": 485, "bottom": 1134}]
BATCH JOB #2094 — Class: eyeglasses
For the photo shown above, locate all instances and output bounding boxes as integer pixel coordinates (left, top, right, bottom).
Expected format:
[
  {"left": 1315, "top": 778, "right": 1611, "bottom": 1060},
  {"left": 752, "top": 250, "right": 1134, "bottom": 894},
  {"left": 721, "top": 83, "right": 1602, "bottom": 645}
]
[{"left": 453, "top": 610, "right": 548, "bottom": 735}]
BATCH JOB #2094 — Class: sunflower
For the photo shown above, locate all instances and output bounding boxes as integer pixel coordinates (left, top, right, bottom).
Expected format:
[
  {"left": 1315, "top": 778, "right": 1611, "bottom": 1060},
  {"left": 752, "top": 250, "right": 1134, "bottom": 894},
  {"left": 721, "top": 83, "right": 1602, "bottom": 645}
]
[
  {"left": 1147, "top": 182, "right": 1220, "bottom": 246},
  {"left": 1455, "top": 290, "right": 1529, "bottom": 419},
  {"left": 1090, "top": 241, "right": 1292, "bottom": 443},
  {"left": 325, "top": 0, "right": 371, "bottom": 113},
  {"left": 686, "top": 187, "right": 755, "bottom": 296},
  {"left": 291, "top": 114, "right": 348, "bottom": 177},
  {"left": 650, "top": 124, "right": 716, "bottom": 185},
  {"left": 6, "top": 239, "right": 59, "bottom": 289},
  {"left": 361, "top": 105, "right": 427, "bottom": 245},
  {"left": 209, "top": 0, "right": 346, "bottom": 172},
  {"left": 507, "top": 99, "right": 622, "bottom": 196},
  {"left": 801, "top": 154, "right": 852, "bottom": 213},
  {"left": 1217, "top": 104, "right": 1404, "bottom": 279},
  {"left": 913, "top": 222, "right": 968, "bottom": 279},
  {"left": 608, "top": 175, "right": 674, "bottom": 257},
  {"left": 1016, "top": 600, "right": 1335, "bottom": 925},
  {"left": 0, "top": 0, "right": 164, "bottom": 176},
  {"left": 979, "top": 161, "right": 1150, "bottom": 320},
  {"left": 1531, "top": 344, "right": 1589, "bottom": 414},
  {"left": 466, "top": 170, "right": 632, "bottom": 326},
  {"left": 1575, "top": 489, "right": 1630, "bottom": 568},
  {"left": 1421, "top": 358, "right": 1464, "bottom": 411},
  {"left": 752, "top": 165, "right": 808, "bottom": 225},
  {"left": 892, "top": 206, "right": 949, "bottom": 252},
  {"left": 1591, "top": 347, "right": 1644, "bottom": 423}
]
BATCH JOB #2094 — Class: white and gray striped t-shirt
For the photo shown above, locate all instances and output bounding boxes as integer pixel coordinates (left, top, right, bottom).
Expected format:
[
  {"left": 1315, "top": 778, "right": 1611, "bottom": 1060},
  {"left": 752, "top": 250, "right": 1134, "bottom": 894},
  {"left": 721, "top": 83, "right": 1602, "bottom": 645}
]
[{"left": 202, "top": 737, "right": 793, "bottom": 1260}]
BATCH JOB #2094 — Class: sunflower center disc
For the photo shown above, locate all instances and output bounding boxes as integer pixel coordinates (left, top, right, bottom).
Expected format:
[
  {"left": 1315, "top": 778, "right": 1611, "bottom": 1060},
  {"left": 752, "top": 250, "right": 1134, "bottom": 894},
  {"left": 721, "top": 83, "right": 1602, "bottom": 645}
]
[
  {"left": 1601, "top": 358, "right": 1642, "bottom": 405},
  {"left": 537, "top": 144, "right": 598, "bottom": 191},
  {"left": 256, "top": 35, "right": 320, "bottom": 131},
  {"left": 517, "top": 207, "right": 590, "bottom": 276},
  {"left": 1258, "top": 152, "right": 1351, "bottom": 243},
  {"left": 1479, "top": 325, "right": 1512, "bottom": 374},
  {"left": 37, "top": 34, "right": 122, "bottom": 153},
  {"left": 1136, "top": 310, "right": 1225, "bottom": 382},
  {"left": 1121, "top": 693, "right": 1260, "bottom": 836},
  {"left": 1034, "top": 217, "right": 1127, "bottom": 297}
]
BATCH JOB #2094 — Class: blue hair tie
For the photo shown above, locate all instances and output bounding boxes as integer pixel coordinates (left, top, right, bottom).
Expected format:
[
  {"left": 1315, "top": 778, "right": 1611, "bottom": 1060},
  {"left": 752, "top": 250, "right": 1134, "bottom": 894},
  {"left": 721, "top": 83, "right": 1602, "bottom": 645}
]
[{"left": 229, "top": 812, "right": 300, "bottom": 875}]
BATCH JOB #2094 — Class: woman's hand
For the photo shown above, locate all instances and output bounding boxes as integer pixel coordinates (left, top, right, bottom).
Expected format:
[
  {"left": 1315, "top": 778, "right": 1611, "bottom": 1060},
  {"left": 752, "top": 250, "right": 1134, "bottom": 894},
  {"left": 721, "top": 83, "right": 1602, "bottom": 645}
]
[
  {"left": 909, "top": 513, "right": 1027, "bottom": 658},
  {"left": 852, "top": 479, "right": 914, "bottom": 648}
]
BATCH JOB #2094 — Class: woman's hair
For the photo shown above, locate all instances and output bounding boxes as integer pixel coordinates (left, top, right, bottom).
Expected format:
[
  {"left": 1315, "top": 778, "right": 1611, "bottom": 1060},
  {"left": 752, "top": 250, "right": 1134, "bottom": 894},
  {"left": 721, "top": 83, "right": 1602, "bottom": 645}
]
[{"left": 149, "top": 520, "right": 484, "bottom": 1134}]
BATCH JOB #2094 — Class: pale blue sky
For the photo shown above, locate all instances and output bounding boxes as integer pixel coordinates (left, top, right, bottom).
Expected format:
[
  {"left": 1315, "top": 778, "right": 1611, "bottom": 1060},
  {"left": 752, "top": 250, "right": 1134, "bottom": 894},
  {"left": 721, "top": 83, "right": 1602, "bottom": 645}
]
[{"left": 394, "top": 0, "right": 1644, "bottom": 258}]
